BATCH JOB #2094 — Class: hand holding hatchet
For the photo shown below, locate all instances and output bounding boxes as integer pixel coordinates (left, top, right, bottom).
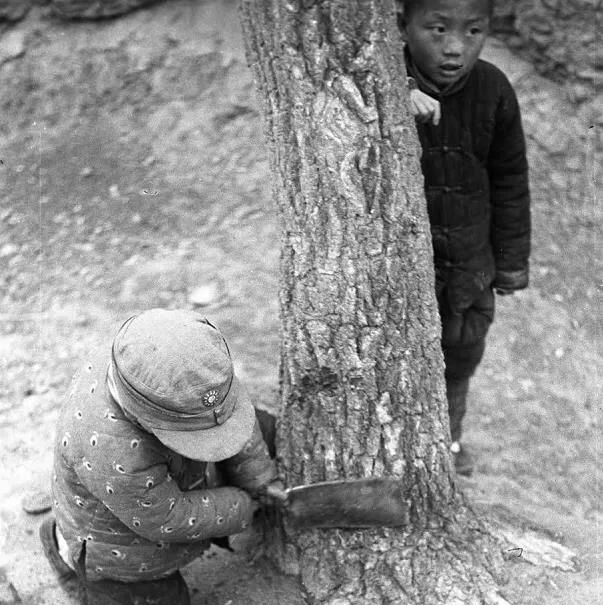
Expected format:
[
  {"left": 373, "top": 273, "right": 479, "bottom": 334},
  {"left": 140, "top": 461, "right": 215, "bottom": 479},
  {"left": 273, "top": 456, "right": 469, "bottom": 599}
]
[{"left": 264, "top": 480, "right": 289, "bottom": 503}]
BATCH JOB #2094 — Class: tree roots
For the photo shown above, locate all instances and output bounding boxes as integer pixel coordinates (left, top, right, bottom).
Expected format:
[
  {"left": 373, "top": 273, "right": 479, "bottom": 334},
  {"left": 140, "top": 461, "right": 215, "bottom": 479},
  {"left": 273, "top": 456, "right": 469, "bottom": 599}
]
[{"left": 260, "top": 498, "right": 577, "bottom": 605}]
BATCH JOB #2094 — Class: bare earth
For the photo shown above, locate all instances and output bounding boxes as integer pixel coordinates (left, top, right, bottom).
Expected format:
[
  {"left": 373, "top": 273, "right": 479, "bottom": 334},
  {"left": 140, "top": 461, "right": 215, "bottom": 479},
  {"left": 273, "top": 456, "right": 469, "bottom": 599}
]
[{"left": 0, "top": 1, "right": 600, "bottom": 604}]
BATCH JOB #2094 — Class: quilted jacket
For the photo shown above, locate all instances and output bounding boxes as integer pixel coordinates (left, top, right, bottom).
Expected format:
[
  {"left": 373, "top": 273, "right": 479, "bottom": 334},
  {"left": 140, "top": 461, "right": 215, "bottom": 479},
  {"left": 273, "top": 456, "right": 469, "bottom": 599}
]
[
  {"left": 407, "top": 52, "right": 531, "bottom": 313},
  {"left": 51, "top": 353, "right": 276, "bottom": 582}
]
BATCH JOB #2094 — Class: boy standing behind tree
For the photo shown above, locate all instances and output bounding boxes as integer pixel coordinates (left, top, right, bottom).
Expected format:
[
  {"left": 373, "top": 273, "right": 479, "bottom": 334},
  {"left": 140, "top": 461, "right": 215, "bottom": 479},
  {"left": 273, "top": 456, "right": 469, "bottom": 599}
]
[{"left": 399, "top": 0, "right": 531, "bottom": 474}]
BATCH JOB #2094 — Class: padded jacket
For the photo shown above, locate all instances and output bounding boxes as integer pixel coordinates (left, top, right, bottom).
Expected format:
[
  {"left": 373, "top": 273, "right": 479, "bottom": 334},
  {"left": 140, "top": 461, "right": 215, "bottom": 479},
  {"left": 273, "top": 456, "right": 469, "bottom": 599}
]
[
  {"left": 407, "top": 53, "right": 531, "bottom": 313},
  {"left": 51, "top": 353, "right": 276, "bottom": 582}
]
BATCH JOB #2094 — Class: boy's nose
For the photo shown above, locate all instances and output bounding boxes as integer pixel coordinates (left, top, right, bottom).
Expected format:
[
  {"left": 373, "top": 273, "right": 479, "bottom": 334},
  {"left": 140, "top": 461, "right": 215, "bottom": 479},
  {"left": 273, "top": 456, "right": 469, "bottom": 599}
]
[{"left": 442, "top": 35, "right": 463, "bottom": 57}]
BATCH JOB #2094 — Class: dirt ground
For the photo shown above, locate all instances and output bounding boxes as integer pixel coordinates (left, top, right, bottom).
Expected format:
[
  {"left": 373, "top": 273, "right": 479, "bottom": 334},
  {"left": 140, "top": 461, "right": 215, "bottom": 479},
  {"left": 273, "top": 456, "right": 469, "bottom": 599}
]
[{"left": 0, "top": 1, "right": 600, "bottom": 604}]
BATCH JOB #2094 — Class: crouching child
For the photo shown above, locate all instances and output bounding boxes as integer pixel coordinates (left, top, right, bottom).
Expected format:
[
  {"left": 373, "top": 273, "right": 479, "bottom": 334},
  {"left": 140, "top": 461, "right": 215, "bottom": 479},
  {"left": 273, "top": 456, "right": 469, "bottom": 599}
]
[{"left": 40, "top": 308, "right": 283, "bottom": 604}]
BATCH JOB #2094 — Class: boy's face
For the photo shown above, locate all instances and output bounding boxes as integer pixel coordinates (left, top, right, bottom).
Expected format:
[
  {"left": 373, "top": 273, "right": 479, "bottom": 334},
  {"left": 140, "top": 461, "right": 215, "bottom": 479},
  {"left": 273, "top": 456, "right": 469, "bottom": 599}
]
[{"left": 403, "top": 0, "right": 490, "bottom": 88}]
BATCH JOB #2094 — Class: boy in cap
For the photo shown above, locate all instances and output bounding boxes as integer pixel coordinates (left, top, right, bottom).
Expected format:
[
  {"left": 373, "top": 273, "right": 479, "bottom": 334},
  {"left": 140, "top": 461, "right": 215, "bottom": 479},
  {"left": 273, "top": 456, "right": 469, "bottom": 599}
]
[
  {"left": 40, "top": 308, "right": 283, "bottom": 604},
  {"left": 398, "top": 0, "right": 531, "bottom": 474}
]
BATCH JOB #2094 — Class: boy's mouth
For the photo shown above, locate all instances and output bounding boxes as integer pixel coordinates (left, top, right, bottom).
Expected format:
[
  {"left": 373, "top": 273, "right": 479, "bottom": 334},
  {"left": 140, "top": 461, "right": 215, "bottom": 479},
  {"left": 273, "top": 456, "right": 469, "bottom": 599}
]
[{"left": 439, "top": 63, "right": 463, "bottom": 76}]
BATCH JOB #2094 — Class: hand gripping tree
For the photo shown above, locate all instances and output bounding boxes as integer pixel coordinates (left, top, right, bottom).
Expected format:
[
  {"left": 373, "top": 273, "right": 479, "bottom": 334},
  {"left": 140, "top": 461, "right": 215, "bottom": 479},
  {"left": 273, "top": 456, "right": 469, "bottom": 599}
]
[{"left": 240, "top": 2, "right": 509, "bottom": 603}]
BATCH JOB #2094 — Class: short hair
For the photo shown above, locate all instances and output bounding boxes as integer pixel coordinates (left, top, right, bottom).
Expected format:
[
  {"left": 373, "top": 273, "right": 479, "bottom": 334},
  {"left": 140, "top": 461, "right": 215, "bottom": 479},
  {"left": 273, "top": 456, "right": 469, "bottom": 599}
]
[{"left": 397, "top": 0, "right": 494, "bottom": 22}]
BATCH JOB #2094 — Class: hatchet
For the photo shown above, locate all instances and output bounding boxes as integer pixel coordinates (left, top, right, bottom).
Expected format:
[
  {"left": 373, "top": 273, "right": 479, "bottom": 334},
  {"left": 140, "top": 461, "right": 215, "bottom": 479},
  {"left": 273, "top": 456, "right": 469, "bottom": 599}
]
[{"left": 266, "top": 477, "right": 409, "bottom": 529}]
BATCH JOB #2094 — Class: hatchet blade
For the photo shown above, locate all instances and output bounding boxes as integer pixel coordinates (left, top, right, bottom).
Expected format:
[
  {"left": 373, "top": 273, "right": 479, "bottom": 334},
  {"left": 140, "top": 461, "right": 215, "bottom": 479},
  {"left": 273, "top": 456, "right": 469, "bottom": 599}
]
[{"left": 286, "top": 477, "right": 409, "bottom": 529}]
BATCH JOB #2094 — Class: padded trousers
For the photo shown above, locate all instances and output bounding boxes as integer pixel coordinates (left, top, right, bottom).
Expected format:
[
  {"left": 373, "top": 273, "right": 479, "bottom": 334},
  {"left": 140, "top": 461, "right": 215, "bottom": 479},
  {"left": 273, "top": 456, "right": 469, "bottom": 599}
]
[{"left": 439, "top": 288, "right": 495, "bottom": 441}]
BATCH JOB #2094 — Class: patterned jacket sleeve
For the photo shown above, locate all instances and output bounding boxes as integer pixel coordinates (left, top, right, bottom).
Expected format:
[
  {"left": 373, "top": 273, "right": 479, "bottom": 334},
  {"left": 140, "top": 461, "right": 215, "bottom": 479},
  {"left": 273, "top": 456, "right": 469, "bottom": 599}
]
[
  {"left": 488, "top": 72, "right": 531, "bottom": 291},
  {"left": 76, "top": 428, "right": 256, "bottom": 543},
  {"left": 217, "top": 417, "right": 277, "bottom": 494}
]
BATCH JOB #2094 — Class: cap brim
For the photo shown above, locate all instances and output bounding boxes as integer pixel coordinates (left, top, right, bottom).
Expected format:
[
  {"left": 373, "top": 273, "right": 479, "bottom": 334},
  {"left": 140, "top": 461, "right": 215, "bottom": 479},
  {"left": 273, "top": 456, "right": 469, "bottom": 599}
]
[{"left": 151, "top": 379, "right": 256, "bottom": 462}]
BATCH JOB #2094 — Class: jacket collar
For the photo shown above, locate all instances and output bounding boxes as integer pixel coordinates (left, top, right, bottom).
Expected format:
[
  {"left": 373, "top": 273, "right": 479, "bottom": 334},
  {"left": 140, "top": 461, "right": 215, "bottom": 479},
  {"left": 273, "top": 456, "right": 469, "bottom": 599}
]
[{"left": 404, "top": 46, "right": 471, "bottom": 98}]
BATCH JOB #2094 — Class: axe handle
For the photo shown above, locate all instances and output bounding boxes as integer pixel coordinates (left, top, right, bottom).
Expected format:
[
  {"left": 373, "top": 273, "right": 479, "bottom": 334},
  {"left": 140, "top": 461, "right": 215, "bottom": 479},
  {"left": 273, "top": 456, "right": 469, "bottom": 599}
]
[{"left": 265, "top": 483, "right": 289, "bottom": 503}]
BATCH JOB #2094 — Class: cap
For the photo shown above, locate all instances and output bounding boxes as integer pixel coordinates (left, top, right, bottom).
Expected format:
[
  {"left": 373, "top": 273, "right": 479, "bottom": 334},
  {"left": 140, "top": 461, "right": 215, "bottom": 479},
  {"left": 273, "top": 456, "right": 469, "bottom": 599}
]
[{"left": 108, "top": 308, "right": 256, "bottom": 461}]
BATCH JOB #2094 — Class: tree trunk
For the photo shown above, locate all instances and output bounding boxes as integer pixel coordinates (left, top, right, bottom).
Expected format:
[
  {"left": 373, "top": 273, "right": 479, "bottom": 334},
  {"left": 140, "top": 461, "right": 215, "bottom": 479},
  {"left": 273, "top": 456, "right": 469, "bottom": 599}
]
[{"left": 240, "top": 1, "right": 508, "bottom": 603}]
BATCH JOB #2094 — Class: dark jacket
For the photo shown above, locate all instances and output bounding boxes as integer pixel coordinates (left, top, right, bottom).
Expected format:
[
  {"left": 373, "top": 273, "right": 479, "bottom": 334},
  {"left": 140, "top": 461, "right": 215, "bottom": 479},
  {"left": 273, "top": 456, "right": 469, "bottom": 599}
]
[
  {"left": 52, "top": 354, "right": 275, "bottom": 582},
  {"left": 407, "top": 53, "right": 531, "bottom": 313}
]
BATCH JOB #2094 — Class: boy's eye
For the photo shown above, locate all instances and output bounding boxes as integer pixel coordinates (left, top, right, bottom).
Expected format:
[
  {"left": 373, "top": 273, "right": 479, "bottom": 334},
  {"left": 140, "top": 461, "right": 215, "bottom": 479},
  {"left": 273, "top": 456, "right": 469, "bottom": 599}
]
[
  {"left": 430, "top": 25, "right": 445, "bottom": 34},
  {"left": 469, "top": 27, "right": 482, "bottom": 35}
]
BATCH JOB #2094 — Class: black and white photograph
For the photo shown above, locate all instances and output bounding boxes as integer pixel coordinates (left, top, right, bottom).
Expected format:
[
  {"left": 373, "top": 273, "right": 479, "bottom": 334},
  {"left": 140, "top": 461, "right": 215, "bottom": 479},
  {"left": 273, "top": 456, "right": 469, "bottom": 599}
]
[{"left": 0, "top": 1, "right": 599, "bottom": 603}]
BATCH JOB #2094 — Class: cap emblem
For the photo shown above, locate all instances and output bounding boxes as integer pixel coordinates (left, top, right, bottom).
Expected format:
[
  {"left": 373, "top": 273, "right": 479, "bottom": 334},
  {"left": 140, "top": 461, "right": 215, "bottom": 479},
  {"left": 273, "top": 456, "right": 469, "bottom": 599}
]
[{"left": 202, "top": 390, "right": 219, "bottom": 408}]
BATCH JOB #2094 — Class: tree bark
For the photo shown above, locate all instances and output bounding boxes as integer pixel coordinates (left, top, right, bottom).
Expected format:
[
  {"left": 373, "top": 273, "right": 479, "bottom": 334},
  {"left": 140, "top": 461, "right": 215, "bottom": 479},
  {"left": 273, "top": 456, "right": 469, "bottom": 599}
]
[{"left": 240, "top": 1, "right": 508, "bottom": 603}]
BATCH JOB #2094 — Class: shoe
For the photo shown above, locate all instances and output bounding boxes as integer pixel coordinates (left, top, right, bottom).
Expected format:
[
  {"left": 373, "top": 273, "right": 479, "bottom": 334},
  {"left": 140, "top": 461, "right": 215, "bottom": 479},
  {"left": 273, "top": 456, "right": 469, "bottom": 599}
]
[
  {"left": 450, "top": 441, "right": 474, "bottom": 476},
  {"left": 39, "top": 517, "right": 77, "bottom": 583}
]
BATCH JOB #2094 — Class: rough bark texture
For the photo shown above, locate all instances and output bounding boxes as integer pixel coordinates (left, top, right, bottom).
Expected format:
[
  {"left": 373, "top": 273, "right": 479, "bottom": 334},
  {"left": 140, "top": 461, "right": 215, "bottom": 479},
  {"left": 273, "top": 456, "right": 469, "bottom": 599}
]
[{"left": 240, "top": 1, "right": 507, "bottom": 604}]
